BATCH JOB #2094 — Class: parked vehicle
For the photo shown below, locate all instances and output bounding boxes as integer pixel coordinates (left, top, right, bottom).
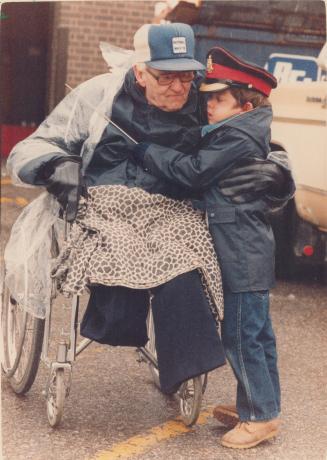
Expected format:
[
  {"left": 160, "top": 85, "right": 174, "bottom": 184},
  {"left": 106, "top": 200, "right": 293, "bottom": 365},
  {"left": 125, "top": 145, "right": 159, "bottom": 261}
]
[{"left": 269, "top": 44, "right": 327, "bottom": 276}]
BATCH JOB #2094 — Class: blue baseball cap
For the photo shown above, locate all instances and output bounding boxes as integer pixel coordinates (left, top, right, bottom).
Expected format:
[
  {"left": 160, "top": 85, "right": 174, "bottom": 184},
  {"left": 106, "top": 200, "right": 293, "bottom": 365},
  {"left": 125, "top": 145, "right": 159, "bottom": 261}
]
[{"left": 133, "top": 23, "right": 205, "bottom": 71}]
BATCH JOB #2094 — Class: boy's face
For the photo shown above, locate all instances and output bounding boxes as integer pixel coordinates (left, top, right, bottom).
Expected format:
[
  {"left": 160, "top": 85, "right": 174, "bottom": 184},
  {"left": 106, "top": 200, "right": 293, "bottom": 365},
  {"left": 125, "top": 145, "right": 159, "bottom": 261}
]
[{"left": 206, "top": 89, "right": 243, "bottom": 124}]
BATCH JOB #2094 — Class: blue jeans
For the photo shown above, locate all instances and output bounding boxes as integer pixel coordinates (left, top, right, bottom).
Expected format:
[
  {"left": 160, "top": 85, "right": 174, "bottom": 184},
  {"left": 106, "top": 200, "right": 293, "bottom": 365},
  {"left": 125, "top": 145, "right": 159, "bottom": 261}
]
[{"left": 221, "top": 291, "right": 281, "bottom": 421}]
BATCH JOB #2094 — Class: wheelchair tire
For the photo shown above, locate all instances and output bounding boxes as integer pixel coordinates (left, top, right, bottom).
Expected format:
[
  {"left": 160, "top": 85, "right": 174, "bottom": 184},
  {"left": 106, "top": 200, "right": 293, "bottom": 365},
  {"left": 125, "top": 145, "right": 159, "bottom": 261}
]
[
  {"left": 47, "top": 368, "right": 65, "bottom": 427},
  {"left": 178, "top": 376, "right": 203, "bottom": 426},
  {"left": 1, "top": 285, "right": 45, "bottom": 394}
]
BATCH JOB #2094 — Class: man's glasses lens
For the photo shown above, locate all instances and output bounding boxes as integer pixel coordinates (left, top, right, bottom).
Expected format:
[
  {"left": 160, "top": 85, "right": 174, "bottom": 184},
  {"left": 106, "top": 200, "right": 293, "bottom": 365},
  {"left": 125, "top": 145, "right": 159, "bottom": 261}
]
[{"left": 147, "top": 68, "right": 195, "bottom": 85}]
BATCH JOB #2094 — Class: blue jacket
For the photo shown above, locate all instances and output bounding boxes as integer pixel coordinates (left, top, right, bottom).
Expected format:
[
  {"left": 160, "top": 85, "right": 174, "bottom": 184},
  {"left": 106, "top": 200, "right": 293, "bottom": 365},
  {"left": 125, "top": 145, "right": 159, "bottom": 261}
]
[
  {"left": 17, "top": 70, "right": 202, "bottom": 201},
  {"left": 141, "top": 107, "right": 280, "bottom": 292}
]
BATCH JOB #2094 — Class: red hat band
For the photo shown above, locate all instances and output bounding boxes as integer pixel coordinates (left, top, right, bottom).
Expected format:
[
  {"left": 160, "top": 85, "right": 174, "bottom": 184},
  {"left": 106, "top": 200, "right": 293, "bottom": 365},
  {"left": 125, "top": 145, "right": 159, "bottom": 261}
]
[{"left": 207, "top": 63, "right": 272, "bottom": 96}]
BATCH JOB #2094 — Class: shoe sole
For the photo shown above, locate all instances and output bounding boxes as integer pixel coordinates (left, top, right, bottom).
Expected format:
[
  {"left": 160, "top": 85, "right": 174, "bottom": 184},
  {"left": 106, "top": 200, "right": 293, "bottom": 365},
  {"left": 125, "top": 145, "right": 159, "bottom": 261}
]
[
  {"left": 213, "top": 409, "right": 239, "bottom": 428},
  {"left": 220, "top": 429, "right": 279, "bottom": 449}
]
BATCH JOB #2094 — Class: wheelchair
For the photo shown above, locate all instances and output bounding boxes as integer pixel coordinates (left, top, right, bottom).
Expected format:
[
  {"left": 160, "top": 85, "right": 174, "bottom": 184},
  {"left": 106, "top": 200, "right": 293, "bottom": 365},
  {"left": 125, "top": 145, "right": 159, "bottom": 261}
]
[{"left": 1, "top": 225, "right": 208, "bottom": 428}]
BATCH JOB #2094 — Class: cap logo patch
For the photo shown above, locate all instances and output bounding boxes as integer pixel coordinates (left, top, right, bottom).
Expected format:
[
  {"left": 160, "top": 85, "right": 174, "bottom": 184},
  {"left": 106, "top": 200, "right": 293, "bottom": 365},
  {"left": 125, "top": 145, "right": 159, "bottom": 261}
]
[
  {"left": 172, "top": 37, "right": 187, "bottom": 54},
  {"left": 207, "top": 55, "right": 214, "bottom": 73}
]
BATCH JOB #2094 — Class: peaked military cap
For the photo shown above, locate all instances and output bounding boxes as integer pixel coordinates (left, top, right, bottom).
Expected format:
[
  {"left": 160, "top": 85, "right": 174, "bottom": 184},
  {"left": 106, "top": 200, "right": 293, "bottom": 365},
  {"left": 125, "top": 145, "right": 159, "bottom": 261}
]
[{"left": 200, "top": 46, "right": 277, "bottom": 96}]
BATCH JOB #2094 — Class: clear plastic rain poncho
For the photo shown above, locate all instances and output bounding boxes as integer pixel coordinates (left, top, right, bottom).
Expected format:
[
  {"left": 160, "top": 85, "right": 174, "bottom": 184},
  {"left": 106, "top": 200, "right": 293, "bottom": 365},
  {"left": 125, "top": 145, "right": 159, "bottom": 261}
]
[{"left": 4, "top": 43, "right": 138, "bottom": 318}]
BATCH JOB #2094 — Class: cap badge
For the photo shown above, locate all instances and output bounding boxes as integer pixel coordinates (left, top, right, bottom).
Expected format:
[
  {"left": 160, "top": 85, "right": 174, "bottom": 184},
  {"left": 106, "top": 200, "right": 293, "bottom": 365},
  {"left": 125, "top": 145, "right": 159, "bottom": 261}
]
[
  {"left": 207, "top": 55, "right": 214, "bottom": 73},
  {"left": 172, "top": 37, "right": 187, "bottom": 54}
]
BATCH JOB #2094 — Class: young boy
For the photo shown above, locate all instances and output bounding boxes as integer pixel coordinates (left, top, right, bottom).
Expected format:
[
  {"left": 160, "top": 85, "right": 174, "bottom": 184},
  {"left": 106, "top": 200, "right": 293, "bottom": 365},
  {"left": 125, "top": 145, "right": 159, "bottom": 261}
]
[{"left": 133, "top": 47, "right": 295, "bottom": 449}]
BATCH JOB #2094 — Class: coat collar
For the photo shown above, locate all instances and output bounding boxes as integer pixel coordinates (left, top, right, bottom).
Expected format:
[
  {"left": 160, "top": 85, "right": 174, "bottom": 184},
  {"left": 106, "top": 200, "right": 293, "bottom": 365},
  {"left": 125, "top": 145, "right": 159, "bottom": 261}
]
[
  {"left": 201, "top": 112, "right": 244, "bottom": 137},
  {"left": 201, "top": 106, "right": 273, "bottom": 152}
]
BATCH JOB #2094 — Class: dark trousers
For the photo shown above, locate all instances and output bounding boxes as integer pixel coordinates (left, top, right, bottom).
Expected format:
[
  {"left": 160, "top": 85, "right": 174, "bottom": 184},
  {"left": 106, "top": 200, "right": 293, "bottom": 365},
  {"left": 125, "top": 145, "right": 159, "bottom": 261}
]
[{"left": 81, "top": 270, "right": 226, "bottom": 393}]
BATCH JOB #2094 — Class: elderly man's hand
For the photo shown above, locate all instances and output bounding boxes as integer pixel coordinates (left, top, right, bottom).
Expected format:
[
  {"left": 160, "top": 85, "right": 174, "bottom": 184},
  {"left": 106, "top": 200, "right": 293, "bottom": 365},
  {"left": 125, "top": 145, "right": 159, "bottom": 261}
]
[
  {"left": 218, "top": 154, "right": 292, "bottom": 204},
  {"left": 44, "top": 156, "right": 84, "bottom": 222}
]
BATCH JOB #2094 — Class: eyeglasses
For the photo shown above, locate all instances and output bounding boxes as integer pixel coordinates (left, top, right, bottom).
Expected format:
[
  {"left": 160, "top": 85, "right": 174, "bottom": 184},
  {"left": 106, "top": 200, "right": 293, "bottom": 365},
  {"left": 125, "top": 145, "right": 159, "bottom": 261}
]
[{"left": 146, "top": 67, "right": 195, "bottom": 86}]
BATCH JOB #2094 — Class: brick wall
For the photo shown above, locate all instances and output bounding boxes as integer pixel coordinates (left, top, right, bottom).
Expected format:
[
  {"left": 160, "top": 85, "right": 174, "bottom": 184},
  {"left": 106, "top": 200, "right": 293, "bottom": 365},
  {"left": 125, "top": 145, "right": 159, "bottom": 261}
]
[{"left": 49, "top": 1, "right": 156, "bottom": 109}]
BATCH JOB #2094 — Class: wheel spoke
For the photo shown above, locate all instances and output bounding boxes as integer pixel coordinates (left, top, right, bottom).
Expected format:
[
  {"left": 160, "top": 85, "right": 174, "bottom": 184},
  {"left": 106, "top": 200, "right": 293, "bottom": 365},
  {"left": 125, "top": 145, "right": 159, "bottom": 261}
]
[
  {"left": 179, "top": 377, "right": 203, "bottom": 426},
  {"left": 8, "top": 309, "right": 18, "bottom": 367},
  {"left": 46, "top": 369, "right": 66, "bottom": 427},
  {"left": 2, "top": 285, "right": 45, "bottom": 393}
]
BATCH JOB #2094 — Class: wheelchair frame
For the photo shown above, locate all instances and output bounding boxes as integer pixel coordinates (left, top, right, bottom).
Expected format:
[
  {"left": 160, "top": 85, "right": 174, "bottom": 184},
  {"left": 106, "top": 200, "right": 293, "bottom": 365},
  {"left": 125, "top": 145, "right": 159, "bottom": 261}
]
[{"left": 1, "top": 228, "right": 207, "bottom": 427}]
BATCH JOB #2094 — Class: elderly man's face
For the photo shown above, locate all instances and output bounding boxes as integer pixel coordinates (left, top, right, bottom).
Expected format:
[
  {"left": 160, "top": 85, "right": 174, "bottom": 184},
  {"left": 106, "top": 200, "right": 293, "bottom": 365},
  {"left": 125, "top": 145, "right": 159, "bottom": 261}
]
[{"left": 134, "top": 66, "right": 194, "bottom": 112}]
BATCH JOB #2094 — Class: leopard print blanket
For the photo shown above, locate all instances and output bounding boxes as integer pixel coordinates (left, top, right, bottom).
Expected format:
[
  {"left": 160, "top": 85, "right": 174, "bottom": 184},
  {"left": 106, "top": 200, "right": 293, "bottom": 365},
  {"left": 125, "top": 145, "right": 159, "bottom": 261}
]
[{"left": 52, "top": 185, "right": 224, "bottom": 321}]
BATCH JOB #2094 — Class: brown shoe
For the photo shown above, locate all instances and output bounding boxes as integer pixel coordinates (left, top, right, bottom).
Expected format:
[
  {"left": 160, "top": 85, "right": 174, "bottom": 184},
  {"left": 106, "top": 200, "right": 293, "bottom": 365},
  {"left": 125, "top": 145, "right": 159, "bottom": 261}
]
[
  {"left": 213, "top": 404, "right": 239, "bottom": 428},
  {"left": 221, "top": 419, "right": 281, "bottom": 449}
]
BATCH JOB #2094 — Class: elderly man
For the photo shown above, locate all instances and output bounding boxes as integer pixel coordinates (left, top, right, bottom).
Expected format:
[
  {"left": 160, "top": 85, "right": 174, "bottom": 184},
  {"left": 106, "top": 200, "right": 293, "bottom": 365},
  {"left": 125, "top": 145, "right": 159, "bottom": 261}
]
[{"left": 7, "top": 23, "right": 290, "bottom": 395}]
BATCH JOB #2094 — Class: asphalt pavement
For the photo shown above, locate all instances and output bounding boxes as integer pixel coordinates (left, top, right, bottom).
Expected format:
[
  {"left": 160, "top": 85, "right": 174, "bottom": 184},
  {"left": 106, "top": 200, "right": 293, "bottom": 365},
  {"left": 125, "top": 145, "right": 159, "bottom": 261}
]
[{"left": 1, "top": 180, "right": 327, "bottom": 460}]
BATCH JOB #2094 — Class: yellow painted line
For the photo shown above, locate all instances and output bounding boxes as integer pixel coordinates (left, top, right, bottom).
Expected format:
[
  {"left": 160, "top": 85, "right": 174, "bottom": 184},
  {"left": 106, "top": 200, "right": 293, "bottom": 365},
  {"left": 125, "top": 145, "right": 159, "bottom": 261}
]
[
  {"left": 0, "top": 197, "right": 29, "bottom": 206},
  {"left": 0, "top": 197, "right": 12, "bottom": 204},
  {"left": 91, "top": 408, "right": 213, "bottom": 460},
  {"left": 0, "top": 177, "right": 12, "bottom": 185},
  {"left": 15, "top": 197, "right": 29, "bottom": 206}
]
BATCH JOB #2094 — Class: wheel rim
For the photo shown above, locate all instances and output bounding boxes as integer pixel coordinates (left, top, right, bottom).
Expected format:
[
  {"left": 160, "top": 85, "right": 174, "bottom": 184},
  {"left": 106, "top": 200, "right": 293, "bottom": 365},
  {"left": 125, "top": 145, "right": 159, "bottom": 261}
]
[
  {"left": 47, "top": 369, "right": 65, "bottom": 427},
  {"left": 146, "top": 308, "right": 157, "bottom": 358},
  {"left": 145, "top": 307, "right": 161, "bottom": 389},
  {"left": 2, "top": 290, "right": 29, "bottom": 379},
  {"left": 178, "top": 377, "right": 202, "bottom": 426},
  {"left": 179, "top": 380, "right": 195, "bottom": 417}
]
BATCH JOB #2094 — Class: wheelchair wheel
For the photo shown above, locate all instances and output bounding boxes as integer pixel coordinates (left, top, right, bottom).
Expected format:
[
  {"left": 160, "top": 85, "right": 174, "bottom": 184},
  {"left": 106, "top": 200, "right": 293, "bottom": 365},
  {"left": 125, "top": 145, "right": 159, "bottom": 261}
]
[
  {"left": 178, "top": 376, "right": 203, "bottom": 426},
  {"left": 46, "top": 368, "right": 65, "bottom": 427},
  {"left": 145, "top": 306, "right": 161, "bottom": 389},
  {"left": 1, "top": 285, "right": 45, "bottom": 394}
]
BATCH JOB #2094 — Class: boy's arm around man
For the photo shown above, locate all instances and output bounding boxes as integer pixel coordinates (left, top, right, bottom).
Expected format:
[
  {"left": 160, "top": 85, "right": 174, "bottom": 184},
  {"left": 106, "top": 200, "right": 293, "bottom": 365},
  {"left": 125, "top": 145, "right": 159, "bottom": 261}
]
[{"left": 134, "top": 106, "right": 295, "bottom": 206}]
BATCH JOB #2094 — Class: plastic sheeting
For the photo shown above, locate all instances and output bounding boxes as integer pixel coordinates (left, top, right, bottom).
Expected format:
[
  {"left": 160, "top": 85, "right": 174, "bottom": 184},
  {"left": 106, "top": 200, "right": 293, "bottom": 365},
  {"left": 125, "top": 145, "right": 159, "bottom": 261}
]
[
  {"left": 7, "top": 44, "right": 138, "bottom": 186},
  {"left": 4, "top": 193, "right": 62, "bottom": 318},
  {"left": 4, "top": 43, "right": 136, "bottom": 318}
]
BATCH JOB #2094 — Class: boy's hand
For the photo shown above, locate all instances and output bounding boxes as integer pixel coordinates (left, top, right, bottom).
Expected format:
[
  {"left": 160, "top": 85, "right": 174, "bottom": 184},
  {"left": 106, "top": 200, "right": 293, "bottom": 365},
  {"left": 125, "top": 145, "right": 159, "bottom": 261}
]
[{"left": 218, "top": 157, "right": 290, "bottom": 203}]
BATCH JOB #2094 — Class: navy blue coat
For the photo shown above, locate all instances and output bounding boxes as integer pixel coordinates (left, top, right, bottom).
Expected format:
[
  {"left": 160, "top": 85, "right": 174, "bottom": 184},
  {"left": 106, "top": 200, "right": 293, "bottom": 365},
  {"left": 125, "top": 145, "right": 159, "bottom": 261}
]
[
  {"left": 17, "top": 70, "right": 203, "bottom": 200},
  {"left": 141, "top": 107, "right": 282, "bottom": 292},
  {"left": 84, "top": 71, "right": 205, "bottom": 201}
]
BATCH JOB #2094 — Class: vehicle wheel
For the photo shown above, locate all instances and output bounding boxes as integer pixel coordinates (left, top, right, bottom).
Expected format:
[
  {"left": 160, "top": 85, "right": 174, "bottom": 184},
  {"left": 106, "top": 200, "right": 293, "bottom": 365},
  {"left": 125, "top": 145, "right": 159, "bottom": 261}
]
[
  {"left": 46, "top": 368, "right": 65, "bottom": 427},
  {"left": 1, "top": 285, "right": 45, "bottom": 394},
  {"left": 178, "top": 376, "right": 203, "bottom": 426},
  {"left": 273, "top": 202, "right": 300, "bottom": 279}
]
